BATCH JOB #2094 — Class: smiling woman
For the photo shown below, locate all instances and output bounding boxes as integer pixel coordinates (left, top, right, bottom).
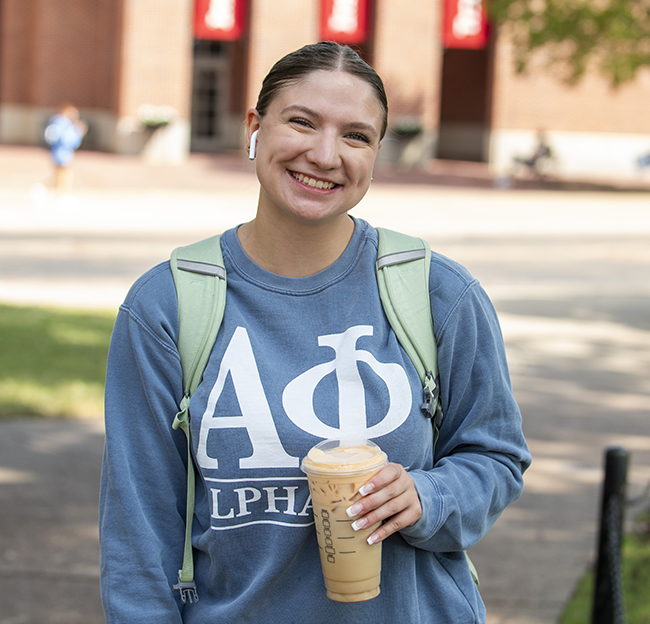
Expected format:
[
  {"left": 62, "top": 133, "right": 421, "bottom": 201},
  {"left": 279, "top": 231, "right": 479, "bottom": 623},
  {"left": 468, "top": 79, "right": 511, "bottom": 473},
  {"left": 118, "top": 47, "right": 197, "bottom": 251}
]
[
  {"left": 100, "top": 41, "right": 530, "bottom": 624},
  {"left": 236, "top": 42, "right": 388, "bottom": 279},
  {"left": 239, "top": 69, "right": 384, "bottom": 275}
]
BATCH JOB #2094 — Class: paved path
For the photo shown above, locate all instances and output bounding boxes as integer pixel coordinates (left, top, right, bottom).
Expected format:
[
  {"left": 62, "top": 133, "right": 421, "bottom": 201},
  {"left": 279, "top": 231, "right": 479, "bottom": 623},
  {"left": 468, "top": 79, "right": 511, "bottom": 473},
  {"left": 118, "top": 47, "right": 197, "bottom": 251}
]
[
  {"left": 1, "top": 146, "right": 649, "bottom": 623},
  {"left": 0, "top": 419, "right": 105, "bottom": 624}
]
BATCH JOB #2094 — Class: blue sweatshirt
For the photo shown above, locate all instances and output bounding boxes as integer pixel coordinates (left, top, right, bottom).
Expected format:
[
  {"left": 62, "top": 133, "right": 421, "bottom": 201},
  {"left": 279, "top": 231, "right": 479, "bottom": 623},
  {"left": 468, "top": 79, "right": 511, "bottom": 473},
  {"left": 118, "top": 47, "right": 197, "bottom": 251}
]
[{"left": 100, "top": 218, "right": 530, "bottom": 623}]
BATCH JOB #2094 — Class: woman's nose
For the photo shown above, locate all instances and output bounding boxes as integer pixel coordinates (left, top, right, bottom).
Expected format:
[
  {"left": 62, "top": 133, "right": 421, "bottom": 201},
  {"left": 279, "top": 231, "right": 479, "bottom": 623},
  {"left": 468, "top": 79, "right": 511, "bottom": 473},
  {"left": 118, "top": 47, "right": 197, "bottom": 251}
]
[{"left": 307, "top": 133, "right": 341, "bottom": 170}]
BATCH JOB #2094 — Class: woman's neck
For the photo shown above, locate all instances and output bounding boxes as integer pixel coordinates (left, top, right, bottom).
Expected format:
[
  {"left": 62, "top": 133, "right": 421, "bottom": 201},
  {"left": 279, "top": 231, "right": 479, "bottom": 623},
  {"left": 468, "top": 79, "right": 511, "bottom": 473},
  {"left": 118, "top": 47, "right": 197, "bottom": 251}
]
[{"left": 237, "top": 213, "right": 355, "bottom": 278}]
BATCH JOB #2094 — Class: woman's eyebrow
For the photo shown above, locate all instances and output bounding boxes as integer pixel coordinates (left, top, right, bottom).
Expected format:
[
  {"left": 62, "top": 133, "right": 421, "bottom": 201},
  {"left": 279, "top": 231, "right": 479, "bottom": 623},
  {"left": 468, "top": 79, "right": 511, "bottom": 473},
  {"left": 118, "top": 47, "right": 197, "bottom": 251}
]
[
  {"left": 281, "top": 105, "right": 378, "bottom": 139},
  {"left": 281, "top": 105, "right": 321, "bottom": 119}
]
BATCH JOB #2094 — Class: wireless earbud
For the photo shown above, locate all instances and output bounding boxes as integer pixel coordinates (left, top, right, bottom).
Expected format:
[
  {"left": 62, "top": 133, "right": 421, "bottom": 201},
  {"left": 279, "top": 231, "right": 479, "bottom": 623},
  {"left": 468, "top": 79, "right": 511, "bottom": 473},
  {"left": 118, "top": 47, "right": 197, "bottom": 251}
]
[{"left": 248, "top": 130, "right": 258, "bottom": 160}]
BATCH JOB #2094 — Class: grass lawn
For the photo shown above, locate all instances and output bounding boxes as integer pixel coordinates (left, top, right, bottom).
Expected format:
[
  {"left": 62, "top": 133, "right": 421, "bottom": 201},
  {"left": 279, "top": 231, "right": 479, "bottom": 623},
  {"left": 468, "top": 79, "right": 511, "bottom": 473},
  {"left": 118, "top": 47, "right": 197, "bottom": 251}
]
[
  {"left": 561, "top": 512, "right": 650, "bottom": 623},
  {"left": 0, "top": 304, "right": 116, "bottom": 418}
]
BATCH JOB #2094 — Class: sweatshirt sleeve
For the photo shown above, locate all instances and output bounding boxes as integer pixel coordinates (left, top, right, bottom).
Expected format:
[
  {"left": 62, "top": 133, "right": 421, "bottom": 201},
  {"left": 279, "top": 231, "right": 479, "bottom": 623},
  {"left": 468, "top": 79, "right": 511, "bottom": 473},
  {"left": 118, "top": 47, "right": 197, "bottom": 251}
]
[
  {"left": 399, "top": 261, "right": 531, "bottom": 552},
  {"left": 99, "top": 263, "right": 187, "bottom": 623}
]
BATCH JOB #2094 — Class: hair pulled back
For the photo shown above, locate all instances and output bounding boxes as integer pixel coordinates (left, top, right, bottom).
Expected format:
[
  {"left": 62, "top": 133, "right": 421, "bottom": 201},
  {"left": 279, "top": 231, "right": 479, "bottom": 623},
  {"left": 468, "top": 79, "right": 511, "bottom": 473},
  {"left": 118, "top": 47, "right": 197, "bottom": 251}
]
[{"left": 255, "top": 42, "right": 388, "bottom": 140}]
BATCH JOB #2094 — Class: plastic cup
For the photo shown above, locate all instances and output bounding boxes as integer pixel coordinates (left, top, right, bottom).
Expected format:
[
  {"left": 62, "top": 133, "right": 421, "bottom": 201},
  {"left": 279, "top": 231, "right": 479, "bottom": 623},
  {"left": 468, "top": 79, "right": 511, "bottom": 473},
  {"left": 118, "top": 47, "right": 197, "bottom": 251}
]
[{"left": 301, "top": 438, "right": 388, "bottom": 602}]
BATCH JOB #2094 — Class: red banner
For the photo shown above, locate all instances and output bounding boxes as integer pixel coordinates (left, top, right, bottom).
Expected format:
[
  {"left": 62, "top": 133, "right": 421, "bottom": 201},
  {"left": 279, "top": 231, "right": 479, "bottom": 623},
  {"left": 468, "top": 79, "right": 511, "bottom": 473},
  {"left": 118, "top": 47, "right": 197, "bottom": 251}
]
[
  {"left": 194, "top": 0, "right": 247, "bottom": 41},
  {"left": 442, "top": 0, "right": 489, "bottom": 49},
  {"left": 320, "top": 0, "right": 369, "bottom": 45}
]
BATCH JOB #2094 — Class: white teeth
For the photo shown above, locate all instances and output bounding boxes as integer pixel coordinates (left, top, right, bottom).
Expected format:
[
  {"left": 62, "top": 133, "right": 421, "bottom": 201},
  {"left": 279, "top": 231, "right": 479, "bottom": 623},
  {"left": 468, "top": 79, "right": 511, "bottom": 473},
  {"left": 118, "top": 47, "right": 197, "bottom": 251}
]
[{"left": 293, "top": 172, "right": 336, "bottom": 189}]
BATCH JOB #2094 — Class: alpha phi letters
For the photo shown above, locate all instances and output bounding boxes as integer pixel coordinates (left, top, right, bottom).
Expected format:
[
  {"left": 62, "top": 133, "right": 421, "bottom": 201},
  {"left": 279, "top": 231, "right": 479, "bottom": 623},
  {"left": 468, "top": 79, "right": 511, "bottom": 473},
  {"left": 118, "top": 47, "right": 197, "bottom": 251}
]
[{"left": 196, "top": 325, "right": 413, "bottom": 530}]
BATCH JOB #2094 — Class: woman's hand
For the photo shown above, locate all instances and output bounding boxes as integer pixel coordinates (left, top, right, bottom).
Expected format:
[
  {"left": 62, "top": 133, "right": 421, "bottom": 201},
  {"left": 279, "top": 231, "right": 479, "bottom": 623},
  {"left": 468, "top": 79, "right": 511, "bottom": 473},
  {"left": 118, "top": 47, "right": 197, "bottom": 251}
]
[{"left": 345, "top": 463, "right": 422, "bottom": 545}]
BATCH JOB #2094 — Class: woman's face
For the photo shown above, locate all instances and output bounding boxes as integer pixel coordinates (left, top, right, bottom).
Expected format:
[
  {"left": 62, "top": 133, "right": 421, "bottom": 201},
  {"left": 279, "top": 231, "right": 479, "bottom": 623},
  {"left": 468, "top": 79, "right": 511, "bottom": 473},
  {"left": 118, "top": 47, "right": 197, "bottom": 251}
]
[{"left": 247, "top": 70, "right": 384, "bottom": 229}]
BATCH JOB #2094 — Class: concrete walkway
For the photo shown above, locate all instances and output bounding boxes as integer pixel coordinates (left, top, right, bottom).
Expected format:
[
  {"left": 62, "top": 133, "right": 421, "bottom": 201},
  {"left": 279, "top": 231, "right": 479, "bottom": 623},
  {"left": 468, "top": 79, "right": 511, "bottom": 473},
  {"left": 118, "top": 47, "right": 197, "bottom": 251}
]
[
  {"left": 0, "top": 418, "right": 105, "bottom": 624},
  {"left": 1, "top": 145, "right": 649, "bottom": 623}
]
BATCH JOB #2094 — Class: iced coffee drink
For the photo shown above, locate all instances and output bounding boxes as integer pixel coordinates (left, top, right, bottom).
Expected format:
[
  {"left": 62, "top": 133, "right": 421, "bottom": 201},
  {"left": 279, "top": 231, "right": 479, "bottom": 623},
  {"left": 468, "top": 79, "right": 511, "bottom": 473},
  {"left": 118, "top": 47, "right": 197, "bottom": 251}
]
[{"left": 301, "top": 439, "right": 388, "bottom": 602}]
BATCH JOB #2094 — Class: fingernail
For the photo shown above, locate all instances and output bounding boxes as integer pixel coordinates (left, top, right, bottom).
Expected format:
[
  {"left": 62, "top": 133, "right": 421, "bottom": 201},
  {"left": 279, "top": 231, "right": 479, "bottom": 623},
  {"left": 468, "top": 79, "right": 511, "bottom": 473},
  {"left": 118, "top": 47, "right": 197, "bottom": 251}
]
[
  {"left": 359, "top": 483, "right": 374, "bottom": 497},
  {"left": 352, "top": 518, "right": 368, "bottom": 531},
  {"left": 367, "top": 534, "right": 379, "bottom": 545},
  {"left": 346, "top": 503, "right": 363, "bottom": 518}
]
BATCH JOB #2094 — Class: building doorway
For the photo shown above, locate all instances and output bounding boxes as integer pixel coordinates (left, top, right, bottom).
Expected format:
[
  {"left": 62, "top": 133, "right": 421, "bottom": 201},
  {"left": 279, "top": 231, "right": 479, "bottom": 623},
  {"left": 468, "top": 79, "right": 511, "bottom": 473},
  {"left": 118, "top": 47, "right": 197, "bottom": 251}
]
[
  {"left": 190, "top": 40, "right": 231, "bottom": 152},
  {"left": 437, "top": 46, "right": 492, "bottom": 161}
]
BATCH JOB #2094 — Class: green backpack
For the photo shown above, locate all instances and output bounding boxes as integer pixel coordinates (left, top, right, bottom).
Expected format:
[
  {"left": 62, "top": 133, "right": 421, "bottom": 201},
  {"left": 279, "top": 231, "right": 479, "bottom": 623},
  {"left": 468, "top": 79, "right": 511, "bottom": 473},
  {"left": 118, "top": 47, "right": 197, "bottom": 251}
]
[{"left": 168, "top": 228, "right": 472, "bottom": 604}]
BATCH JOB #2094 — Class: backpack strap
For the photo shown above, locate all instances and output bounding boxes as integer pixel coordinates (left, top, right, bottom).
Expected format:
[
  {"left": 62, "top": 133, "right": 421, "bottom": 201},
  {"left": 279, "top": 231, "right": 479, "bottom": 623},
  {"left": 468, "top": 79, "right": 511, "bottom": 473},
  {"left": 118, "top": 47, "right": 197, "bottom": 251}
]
[
  {"left": 375, "top": 228, "right": 443, "bottom": 438},
  {"left": 169, "top": 234, "right": 227, "bottom": 604},
  {"left": 375, "top": 228, "right": 479, "bottom": 587}
]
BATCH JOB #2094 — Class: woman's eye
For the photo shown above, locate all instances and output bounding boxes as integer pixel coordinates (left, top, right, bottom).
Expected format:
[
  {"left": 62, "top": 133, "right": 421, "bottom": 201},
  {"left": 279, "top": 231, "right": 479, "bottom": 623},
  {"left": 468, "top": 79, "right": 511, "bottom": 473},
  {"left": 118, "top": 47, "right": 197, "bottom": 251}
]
[
  {"left": 289, "top": 117, "right": 313, "bottom": 128},
  {"left": 347, "top": 132, "right": 371, "bottom": 144}
]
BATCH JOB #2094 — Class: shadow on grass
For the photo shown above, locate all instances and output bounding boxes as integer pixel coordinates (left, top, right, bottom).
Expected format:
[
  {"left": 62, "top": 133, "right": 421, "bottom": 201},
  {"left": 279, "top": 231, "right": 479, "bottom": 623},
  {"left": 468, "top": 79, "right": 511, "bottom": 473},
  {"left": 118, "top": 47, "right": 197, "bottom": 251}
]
[{"left": 0, "top": 304, "right": 116, "bottom": 418}]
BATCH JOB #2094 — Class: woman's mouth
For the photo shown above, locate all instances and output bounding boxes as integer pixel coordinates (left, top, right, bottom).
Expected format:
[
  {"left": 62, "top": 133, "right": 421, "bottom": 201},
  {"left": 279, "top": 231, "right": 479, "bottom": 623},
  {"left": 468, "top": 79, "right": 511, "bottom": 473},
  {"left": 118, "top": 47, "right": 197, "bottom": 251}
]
[{"left": 290, "top": 171, "right": 338, "bottom": 190}]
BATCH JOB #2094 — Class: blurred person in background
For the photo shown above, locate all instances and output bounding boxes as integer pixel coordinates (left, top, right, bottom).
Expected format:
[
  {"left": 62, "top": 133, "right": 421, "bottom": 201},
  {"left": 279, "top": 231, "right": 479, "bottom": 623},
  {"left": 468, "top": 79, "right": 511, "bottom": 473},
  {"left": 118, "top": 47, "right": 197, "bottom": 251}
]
[
  {"left": 513, "top": 128, "right": 553, "bottom": 180},
  {"left": 44, "top": 103, "right": 87, "bottom": 194}
]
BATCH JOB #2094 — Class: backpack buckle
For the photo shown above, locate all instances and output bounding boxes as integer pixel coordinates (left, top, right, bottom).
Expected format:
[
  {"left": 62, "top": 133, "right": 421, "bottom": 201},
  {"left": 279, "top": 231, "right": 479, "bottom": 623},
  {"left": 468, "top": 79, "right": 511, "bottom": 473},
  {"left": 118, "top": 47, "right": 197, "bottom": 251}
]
[
  {"left": 421, "top": 386, "right": 434, "bottom": 419},
  {"left": 173, "top": 577, "right": 199, "bottom": 604},
  {"left": 421, "top": 371, "right": 442, "bottom": 428}
]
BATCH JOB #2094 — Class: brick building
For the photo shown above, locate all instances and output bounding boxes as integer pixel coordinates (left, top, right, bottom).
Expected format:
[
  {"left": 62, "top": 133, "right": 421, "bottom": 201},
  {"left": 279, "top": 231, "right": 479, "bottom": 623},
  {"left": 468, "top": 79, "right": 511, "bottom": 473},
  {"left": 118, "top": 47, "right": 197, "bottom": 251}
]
[{"left": 1, "top": 0, "right": 649, "bottom": 179}]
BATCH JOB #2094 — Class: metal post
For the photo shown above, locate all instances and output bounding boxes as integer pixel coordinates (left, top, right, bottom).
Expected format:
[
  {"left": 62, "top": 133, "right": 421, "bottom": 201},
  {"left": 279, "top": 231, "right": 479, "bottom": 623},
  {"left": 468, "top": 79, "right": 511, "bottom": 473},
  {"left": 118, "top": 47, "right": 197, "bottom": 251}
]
[{"left": 591, "top": 446, "right": 629, "bottom": 624}]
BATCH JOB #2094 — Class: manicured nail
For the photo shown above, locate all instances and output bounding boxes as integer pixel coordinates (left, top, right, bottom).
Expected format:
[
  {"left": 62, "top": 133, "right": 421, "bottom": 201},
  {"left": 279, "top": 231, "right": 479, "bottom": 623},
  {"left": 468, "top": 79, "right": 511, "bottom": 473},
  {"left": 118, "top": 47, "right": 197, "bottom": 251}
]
[
  {"left": 367, "top": 534, "right": 379, "bottom": 545},
  {"left": 346, "top": 503, "right": 363, "bottom": 518},
  {"left": 359, "top": 483, "right": 374, "bottom": 497},
  {"left": 352, "top": 518, "right": 368, "bottom": 531}
]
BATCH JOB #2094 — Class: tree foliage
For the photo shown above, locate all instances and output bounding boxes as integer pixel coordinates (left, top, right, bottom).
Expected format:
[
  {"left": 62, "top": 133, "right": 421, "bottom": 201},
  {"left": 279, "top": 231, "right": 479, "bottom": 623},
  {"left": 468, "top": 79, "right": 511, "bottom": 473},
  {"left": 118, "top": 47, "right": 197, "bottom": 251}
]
[{"left": 488, "top": 0, "right": 650, "bottom": 86}]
